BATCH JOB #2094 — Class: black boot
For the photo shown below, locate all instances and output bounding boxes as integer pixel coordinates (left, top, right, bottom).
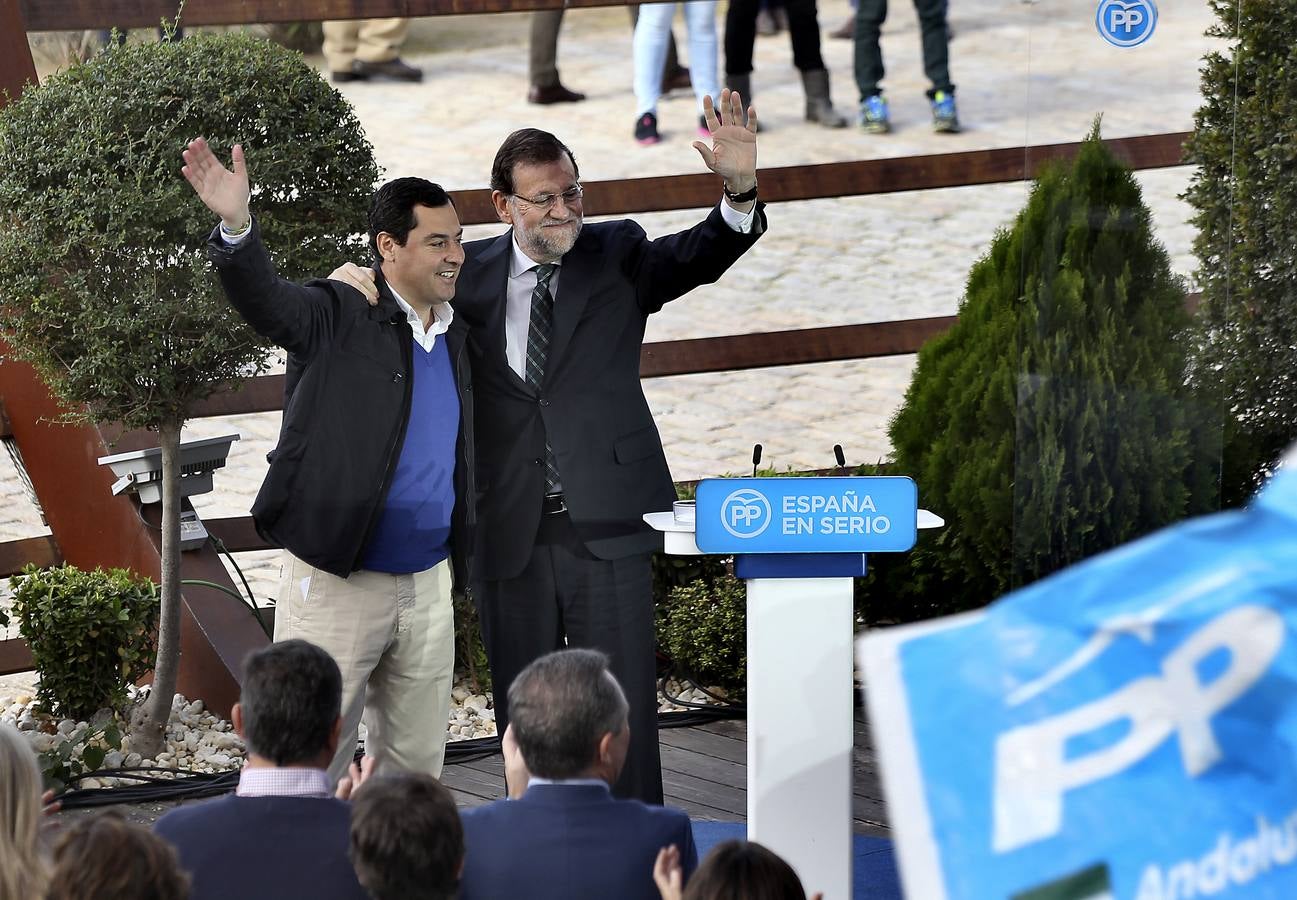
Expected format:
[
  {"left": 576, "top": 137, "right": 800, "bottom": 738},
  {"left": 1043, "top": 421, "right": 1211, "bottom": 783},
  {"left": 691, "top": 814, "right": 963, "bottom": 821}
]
[{"left": 801, "top": 68, "right": 847, "bottom": 128}]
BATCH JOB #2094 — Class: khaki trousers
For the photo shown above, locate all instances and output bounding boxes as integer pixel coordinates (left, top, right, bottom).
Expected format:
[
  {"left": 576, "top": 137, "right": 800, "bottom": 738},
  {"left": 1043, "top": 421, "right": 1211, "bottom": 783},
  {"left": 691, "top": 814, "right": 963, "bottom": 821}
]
[
  {"left": 323, "top": 18, "right": 410, "bottom": 72},
  {"left": 274, "top": 551, "right": 455, "bottom": 785}
]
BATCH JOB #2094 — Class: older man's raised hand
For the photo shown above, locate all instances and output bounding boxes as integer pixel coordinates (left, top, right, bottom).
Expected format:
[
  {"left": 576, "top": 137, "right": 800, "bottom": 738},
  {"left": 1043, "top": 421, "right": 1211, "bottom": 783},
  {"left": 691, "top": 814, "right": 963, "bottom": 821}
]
[{"left": 692, "top": 89, "right": 759, "bottom": 203}]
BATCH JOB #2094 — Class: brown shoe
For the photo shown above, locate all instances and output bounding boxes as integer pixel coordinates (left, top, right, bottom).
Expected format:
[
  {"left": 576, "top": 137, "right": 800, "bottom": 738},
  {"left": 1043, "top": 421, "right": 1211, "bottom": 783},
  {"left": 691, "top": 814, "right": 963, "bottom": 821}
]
[
  {"left": 829, "top": 18, "right": 854, "bottom": 39},
  {"left": 528, "top": 82, "right": 587, "bottom": 104},
  {"left": 353, "top": 58, "right": 423, "bottom": 82},
  {"left": 661, "top": 66, "right": 692, "bottom": 95}
]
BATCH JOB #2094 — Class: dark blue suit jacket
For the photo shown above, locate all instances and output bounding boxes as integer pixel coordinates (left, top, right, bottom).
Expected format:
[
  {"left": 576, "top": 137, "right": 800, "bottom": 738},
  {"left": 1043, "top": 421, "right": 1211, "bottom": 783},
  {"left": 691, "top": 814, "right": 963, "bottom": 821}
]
[
  {"left": 154, "top": 795, "right": 369, "bottom": 900},
  {"left": 460, "top": 783, "right": 698, "bottom": 900}
]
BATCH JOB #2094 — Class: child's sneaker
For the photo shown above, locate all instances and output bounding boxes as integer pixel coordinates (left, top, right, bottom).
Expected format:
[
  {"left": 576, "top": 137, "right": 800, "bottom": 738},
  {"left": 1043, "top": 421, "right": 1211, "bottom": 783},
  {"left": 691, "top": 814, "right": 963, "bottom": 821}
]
[
  {"left": 931, "top": 91, "right": 961, "bottom": 133},
  {"left": 860, "top": 94, "right": 890, "bottom": 134}
]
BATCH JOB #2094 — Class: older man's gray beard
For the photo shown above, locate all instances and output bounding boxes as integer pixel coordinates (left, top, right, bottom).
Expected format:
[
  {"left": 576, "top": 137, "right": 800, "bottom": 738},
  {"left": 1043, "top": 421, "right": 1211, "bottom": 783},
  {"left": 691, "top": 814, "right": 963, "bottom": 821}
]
[{"left": 517, "top": 213, "right": 583, "bottom": 262}]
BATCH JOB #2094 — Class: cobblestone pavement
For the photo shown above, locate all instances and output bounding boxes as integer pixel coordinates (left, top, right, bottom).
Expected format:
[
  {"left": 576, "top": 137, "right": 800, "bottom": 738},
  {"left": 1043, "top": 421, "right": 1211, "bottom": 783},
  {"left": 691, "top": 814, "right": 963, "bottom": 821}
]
[{"left": 3, "top": 1, "right": 1222, "bottom": 608}]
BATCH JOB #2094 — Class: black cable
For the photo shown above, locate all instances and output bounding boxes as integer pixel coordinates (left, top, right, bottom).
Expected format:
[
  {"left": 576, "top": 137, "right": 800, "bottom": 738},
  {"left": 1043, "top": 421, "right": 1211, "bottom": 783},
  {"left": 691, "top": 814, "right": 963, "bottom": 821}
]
[
  {"left": 132, "top": 501, "right": 272, "bottom": 638},
  {"left": 658, "top": 672, "right": 746, "bottom": 716},
  {"left": 58, "top": 767, "right": 240, "bottom": 809},
  {"left": 207, "top": 535, "right": 272, "bottom": 638},
  {"left": 180, "top": 578, "right": 270, "bottom": 639}
]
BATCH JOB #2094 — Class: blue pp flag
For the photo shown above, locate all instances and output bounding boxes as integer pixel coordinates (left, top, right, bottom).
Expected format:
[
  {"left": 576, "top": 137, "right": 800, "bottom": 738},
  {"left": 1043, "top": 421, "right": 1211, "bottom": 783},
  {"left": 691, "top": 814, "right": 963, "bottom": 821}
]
[{"left": 861, "top": 456, "right": 1297, "bottom": 900}]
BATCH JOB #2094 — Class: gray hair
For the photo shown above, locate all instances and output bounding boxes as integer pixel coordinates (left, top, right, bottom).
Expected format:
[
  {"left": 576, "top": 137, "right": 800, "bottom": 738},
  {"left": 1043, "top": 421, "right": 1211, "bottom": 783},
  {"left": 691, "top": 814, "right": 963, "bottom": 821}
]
[{"left": 507, "top": 649, "right": 630, "bottom": 779}]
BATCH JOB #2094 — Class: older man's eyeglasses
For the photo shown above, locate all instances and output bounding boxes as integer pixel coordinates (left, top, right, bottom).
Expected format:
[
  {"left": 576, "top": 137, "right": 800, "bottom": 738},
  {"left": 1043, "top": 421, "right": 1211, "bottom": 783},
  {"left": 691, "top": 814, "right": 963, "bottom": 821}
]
[{"left": 511, "top": 184, "right": 584, "bottom": 211}]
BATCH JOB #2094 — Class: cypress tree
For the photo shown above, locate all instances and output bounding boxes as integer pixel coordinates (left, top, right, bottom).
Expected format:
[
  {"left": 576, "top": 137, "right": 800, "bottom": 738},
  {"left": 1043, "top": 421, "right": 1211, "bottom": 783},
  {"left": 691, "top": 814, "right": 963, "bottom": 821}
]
[
  {"left": 1183, "top": 0, "right": 1297, "bottom": 504},
  {"left": 881, "top": 123, "right": 1213, "bottom": 617}
]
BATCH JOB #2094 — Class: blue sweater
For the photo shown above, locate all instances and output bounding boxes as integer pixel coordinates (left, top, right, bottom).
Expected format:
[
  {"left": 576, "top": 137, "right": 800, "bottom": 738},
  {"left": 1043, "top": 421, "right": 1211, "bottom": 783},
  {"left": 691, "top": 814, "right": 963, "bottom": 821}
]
[
  {"left": 154, "top": 794, "right": 369, "bottom": 900},
  {"left": 361, "top": 337, "right": 460, "bottom": 574}
]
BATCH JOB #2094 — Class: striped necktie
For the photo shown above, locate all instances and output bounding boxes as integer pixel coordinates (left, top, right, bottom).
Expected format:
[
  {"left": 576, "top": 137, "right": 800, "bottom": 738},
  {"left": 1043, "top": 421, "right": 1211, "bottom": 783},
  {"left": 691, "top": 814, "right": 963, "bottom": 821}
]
[{"left": 525, "top": 264, "right": 560, "bottom": 491}]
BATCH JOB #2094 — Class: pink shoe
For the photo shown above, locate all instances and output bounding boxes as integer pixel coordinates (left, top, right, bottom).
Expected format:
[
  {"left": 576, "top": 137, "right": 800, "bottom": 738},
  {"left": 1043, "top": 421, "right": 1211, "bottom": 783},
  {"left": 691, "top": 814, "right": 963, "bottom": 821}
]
[{"left": 635, "top": 112, "right": 662, "bottom": 145}]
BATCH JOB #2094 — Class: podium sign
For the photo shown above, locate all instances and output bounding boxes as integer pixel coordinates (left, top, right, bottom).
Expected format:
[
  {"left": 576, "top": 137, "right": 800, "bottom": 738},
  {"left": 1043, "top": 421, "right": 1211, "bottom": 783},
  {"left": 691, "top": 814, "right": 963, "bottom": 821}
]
[
  {"left": 862, "top": 463, "right": 1297, "bottom": 900},
  {"left": 694, "top": 476, "right": 918, "bottom": 554}
]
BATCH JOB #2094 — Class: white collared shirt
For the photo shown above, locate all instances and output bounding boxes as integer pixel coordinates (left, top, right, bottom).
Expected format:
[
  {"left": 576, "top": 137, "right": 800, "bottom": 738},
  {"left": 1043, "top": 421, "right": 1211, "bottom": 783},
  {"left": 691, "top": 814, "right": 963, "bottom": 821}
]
[
  {"left": 235, "top": 765, "right": 332, "bottom": 799},
  {"left": 386, "top": 282, "right": 454, "bottom": 353},
  {"left": 502, "top": 200, "right": 756, "bottom": 379}
]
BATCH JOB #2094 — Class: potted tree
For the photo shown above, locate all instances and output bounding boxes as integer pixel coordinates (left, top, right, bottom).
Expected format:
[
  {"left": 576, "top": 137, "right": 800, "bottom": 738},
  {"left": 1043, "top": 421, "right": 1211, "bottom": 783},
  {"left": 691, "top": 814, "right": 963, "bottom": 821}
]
[{"left": 0, "top": 31, "right": 379, "bottom": 756}]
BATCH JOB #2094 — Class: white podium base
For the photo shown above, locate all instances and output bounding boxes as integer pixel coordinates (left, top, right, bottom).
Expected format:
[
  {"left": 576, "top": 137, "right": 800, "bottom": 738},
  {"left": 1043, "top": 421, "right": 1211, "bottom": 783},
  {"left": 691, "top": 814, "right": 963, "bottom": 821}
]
[{"left": 747, "top": 576, "right": 855, "bottom": 900}]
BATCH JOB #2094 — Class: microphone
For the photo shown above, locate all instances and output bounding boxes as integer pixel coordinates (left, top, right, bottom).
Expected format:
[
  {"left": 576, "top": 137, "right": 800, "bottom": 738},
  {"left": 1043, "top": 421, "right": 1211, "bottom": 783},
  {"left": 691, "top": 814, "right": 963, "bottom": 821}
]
[
  {"left": 833, "top": 444, "right": 846, "bottom": 473},
  {"left": 751, "top": 443, "right": 763, "bottom": 477}
]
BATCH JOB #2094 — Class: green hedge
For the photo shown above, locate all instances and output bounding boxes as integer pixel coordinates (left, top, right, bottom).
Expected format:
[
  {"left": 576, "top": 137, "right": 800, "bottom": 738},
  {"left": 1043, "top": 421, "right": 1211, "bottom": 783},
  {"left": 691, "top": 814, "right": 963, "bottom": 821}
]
[{"left": 9, "top": 565, "right": 159, "bottom": 720}]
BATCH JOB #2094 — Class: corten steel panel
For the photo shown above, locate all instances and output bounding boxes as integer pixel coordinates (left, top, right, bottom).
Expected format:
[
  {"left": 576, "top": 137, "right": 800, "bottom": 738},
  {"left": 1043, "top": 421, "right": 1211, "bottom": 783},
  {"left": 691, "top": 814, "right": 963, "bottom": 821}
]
[
  {"left": 19, "top": 0, "right": 678, "bottom": 31},
  {"left": 0, "top": 3, "right": 267, "bottom": 716}
]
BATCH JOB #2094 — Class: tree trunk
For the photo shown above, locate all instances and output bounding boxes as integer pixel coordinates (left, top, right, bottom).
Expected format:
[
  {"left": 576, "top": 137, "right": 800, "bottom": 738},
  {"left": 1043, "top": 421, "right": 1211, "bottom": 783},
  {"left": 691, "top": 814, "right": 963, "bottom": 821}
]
[{"left": 129, "top": 420, "right": 183, "bottom": 759}]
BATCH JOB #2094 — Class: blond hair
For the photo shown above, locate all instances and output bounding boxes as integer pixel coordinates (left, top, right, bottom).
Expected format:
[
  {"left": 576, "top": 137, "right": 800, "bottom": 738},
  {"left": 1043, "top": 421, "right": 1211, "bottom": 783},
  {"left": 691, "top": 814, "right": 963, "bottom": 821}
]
[{"left": 0, "top": 723, "right": 48, "bottom": 900}]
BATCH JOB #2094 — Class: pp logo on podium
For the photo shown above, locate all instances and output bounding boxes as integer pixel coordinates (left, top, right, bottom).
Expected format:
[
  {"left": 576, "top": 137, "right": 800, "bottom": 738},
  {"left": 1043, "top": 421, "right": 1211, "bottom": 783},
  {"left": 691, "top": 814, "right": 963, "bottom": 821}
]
[
  {"left": 720, "top": 488, "right": 772, "bottom": 538},
  {"left": 1096, "top": 0, "right": 1157, "bottom": 47}
]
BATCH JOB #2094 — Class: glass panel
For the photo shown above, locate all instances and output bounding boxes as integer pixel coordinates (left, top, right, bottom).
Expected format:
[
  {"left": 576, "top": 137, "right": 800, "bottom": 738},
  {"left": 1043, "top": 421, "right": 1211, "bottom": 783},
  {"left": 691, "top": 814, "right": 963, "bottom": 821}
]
[{"left": 1009, "top": 1, "right": 1236, "bottom": 590}]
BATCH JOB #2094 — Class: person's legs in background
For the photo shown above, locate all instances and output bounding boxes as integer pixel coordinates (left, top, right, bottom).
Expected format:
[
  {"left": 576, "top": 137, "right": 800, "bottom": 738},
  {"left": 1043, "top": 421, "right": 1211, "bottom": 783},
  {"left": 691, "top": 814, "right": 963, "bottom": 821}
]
[
  {"left": 324, "top": 19, "right": 422, "bottom": 83},
  {"left": 632, "top": 2, "right": 676, "bottom": 144},
  {"left": 914, "top": 0, "right": 959, "bottom": 132},
  {"left": 785, "top": 0, "right": 847, "bottom": 126},
  {"left": 723, "top": 0, "right": 758, "bottom": 103},
  {"left": 630, "top": 6, "right": 692, "bottom": 94},
  {"left": 682, "top": 0, "right": 721, "bottom": 134},
  {"left": 853, "top": 0, "right": 891, "bottom": 131},
  {"left": 528, "top": 9, "right": 587, "bottom": 103}
]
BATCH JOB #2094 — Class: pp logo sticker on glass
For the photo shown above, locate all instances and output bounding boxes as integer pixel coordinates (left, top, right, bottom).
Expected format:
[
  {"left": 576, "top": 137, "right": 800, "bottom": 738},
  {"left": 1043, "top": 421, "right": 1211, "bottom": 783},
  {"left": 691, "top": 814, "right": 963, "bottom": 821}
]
[
  {"left": 720, "top": 488, "right": 772, "bottom": 538},
  {"left": 1096, "top": 0, "right": 1157, "bottom": 47}
]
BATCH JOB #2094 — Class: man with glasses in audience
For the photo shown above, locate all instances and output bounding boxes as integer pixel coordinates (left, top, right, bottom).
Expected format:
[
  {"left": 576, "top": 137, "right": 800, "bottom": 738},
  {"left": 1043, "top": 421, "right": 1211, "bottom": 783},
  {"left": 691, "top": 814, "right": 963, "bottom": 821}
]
[{"left": 335, "top": 90, "right": 764, "bottom": 805}]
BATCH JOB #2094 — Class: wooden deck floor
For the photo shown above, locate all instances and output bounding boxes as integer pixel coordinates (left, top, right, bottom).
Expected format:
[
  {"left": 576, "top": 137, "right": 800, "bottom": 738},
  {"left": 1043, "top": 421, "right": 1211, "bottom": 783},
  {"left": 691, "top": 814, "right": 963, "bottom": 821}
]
[{"left": 441, "top": 706, "right": 891, "bottom": 840}]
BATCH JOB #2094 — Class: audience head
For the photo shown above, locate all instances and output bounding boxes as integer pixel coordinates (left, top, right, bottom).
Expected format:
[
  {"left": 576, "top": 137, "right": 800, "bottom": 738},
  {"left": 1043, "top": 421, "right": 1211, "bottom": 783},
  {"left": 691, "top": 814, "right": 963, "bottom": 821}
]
[
  {"left": 234, "top": 639, "right": 342, "bottom": 767},
  {"left": 507, "top": 648, "right": 630, "bottom": 783},
  {"left": 47, "top": 812, "right": 189, "bottom": 900},
  {"left": 349, "top": 773, "right": 464, "bottom": 900},
  {"left": 0, "top": 723, "right": 47, "bottom": 900},
  {"left": 683, "top": 840, "right": 809, "bottom": 900}
]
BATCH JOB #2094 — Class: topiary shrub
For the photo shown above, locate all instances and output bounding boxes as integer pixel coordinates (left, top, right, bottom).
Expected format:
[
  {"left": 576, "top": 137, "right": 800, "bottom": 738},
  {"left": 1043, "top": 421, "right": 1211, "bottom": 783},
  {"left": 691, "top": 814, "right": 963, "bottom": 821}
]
[
  {"left": 1184, "top": 0, "right": 1297, "bottom": 505},
  {"left": 659, "top": 572, "right": 746, "bottom": 695},
  {"left": 879, "top": 122, "right": 1216, "bottom": 619},
  {"left": 0, "top": 31, "right": 379, "bottom": 756},
  {"left": 9, "top": 564, "right": 159, "bottom": 721}
]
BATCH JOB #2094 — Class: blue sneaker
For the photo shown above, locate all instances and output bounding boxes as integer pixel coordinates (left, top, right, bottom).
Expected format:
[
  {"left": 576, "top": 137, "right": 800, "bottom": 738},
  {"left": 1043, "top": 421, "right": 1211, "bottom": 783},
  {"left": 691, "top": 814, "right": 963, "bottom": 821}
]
[
  {"left": 931, "top": 90, "right": 961, "bottom": 133},
  {"left": 860, "top": 94, "right": 890, "bottom": 134}
]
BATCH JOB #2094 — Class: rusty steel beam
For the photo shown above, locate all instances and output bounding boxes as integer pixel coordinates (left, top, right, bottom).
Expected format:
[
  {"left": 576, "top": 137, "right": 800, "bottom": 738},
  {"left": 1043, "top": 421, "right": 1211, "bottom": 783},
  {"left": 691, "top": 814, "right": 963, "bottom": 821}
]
[
  {"left": 1, "top": 0, "right": 37, "bottom": 96},
  {"left": 19, "top": 0, "right": 670, "bottom": 30},
  {"left": 0, "top": 535, "right": 61, "bottom": 577},
  {"left": 0, "top": 361, "right": 268, "bottom": 717},
  {"left": 639, "top": 316, "right": 958, "bottom": 377},
  {"left": 205, "top": 515, "right": 270, "bottom": 554},
  {"left": 0, "top": 3, "right": 266, "bottom": 715},
  {"left": 0, "top": 638, "right": 34, "bottom": 677}
]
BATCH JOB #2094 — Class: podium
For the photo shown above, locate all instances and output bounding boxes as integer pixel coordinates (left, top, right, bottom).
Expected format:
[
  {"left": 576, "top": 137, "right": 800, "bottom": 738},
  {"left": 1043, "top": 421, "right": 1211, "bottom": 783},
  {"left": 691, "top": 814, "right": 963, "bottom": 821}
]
[{"left": 646, "top": 476, "right": 941, "bottom": 899}]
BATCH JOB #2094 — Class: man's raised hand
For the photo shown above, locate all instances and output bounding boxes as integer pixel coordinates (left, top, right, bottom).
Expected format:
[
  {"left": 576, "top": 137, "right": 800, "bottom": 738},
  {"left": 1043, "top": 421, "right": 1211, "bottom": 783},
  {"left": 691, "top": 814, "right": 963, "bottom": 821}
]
[
  {"left": 692, "top": 89, "right": 758, "bottom": 193},
  {"left": 181, "top": 138, "right": 251, "bottom": 232}
]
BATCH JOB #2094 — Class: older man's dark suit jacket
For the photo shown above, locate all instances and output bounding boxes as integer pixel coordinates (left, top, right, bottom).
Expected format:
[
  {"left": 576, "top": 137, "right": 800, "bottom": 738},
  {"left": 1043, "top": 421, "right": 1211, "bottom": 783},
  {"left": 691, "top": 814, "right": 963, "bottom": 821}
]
[
  {"left": 454, "top": 202, "right": 767, "bottom": 580},
  {"left": 458, "top": 783, "right": 698, "bottom": 900}
]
